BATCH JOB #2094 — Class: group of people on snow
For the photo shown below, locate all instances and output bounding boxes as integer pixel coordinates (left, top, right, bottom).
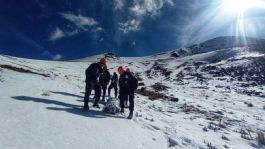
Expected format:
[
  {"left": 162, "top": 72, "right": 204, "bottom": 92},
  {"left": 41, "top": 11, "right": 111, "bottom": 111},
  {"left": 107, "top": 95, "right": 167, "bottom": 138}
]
[{"left": 83, "top": 58, "right": 138, "bottom": 119}]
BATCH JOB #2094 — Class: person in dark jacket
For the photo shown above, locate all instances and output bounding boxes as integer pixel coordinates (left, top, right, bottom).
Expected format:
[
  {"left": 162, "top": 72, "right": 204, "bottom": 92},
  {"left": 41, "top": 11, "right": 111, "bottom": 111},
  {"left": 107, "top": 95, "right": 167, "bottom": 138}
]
[
  {"left": 83, "top": 58, "right": 107, "bottom": 111},
  {"left": 124, "top": 68, "right": 131, "bottom": 107},
  {"left": 108, "top": 72, "right": 118, "bottom": 98},
  {"left": 118, "top": 66, "right": 138, "bottom": 119},
  {"left": 99, "top": 67, "right": 110, "bottom": 102}
]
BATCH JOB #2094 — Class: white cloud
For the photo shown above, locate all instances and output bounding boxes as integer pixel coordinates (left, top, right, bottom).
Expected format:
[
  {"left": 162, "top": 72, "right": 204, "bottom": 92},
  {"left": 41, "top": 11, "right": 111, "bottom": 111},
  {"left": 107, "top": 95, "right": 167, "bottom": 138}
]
[
  {"left": 118, "top": 0, "right": 174, "bottom": 34},
  {"left": 52, "top": 54, "right": 64, "bottom": 60},
  {"left": 41, "top": 50, "right": 51, "bottom": 56},
  {"left": 41, "top": 50, "right": 64, "bottom": 60},
  {"left": 119, "top": 19, "right": 141, "bottom": 33},
  {"left": 130, "top": 0, "right": 174, "bottom": 17},
  {"left": 66, "top": 29, "right": 80, "bottom": 36},
  {"left": 114, "top": 0, "right": 125, "bottom": 10},
  {"left": 49, "top": 27, "right": 66, "bottom": 41},
  {"left": 130, "top": 4, "right": 146, "bottom": 16},
  {"left": 35, "top": 0, "right": 47, "bottom": 9},
  {"left": 96, "top": 27, "right": 103, "bottom": 31},
  {"left": 165, "top": 0, "right": 174, "bottom": 6},
  {"left": 60, "top": 13, "right": 98, "bottom": 30},
  {"left": 99, "top": 38, "right": 104, "bottom": 42},
  {"left": 49, "top": 26, "right": 81, "bottom": 41},
  {"left": 48, "top": 13, "right": 102, "bottom": 41}
]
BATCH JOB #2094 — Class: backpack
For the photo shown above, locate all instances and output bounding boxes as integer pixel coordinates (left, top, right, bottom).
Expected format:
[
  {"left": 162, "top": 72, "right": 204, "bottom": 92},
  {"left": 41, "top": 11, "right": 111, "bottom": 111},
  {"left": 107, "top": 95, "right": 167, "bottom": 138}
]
[
  {"left": 103, "top": 97, "right": 120, "bottom": 114},
  {"left": 131, "top": 76, "right": 138, "bottom": 90},
  {"left": 119, "top": 72, "right": 138, "bottom": 91}
]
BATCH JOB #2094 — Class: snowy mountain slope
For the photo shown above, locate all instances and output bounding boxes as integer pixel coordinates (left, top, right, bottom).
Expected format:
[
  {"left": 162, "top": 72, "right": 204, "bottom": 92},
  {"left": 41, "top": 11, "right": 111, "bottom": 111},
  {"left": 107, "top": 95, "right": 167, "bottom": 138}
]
[
  {"left": 0, "top": 55, "right": 166, "bottom": 149},
  {"left": 188, "top": 36, "right": 265, "bottom": 55},
  {"left": 1, "top": 37, "right": 265, "bottom": 149},
  {"left": 165, "top": 36, "right": 265, "bottom": 59}
]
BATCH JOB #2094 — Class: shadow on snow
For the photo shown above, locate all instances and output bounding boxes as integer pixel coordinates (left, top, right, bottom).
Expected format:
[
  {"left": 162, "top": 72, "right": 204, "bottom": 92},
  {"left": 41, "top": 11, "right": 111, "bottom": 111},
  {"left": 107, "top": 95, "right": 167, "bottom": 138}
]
[
  {"left": 11, "top": 96, "right": 124, "bottom": 119},
  {"left": 49, "top": 91, "right": 95, "bottom": 102},
  {"left": 49, "top": 91, "right": 83, "bottom": 98}
]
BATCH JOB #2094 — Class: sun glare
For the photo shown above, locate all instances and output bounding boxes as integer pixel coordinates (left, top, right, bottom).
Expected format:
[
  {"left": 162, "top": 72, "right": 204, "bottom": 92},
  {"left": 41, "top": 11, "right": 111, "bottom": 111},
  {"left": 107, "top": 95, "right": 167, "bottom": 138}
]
[
  {"left": 223, "top": 0, "right": 263, "bottom": 14},
  {"left": 221, "top": 0, "right": 265, "bottom": 38}
]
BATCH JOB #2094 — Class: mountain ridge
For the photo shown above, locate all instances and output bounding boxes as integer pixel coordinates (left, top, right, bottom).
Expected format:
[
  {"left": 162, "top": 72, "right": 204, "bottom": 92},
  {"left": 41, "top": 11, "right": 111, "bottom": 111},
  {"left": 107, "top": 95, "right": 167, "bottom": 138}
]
[{"left": 72, "top": 36, "right": 265, "bottom": 62}]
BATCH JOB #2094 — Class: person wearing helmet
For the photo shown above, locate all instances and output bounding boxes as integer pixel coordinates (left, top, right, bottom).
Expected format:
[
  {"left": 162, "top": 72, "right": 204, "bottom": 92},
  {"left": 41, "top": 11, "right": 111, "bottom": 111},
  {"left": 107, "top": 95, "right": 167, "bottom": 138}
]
[
  {"left": 83, "top": 58, "right": 107, "bottom": 111},
  {"left": 108, "top": 72, "right": 118, "bottom": 98},
  {"left": 118, "top": 66, "right": 138, "bottom": 119},
  {"left": 99, "top": 66, "right": 110, "bottom": 102}
]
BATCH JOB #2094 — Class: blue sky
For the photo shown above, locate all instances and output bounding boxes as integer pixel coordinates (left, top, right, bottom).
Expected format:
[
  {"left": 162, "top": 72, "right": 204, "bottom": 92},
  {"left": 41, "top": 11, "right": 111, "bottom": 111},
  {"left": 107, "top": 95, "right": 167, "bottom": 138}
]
[{"left": 0, "top": 0, "right": 265, "bottom": 60}]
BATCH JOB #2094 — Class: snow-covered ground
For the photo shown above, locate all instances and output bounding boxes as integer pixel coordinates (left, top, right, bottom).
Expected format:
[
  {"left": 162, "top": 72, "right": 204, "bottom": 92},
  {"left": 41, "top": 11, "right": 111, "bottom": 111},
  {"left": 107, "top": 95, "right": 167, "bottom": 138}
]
[{"left": 0, "top": 44, "right": 265, "bottom": 149}]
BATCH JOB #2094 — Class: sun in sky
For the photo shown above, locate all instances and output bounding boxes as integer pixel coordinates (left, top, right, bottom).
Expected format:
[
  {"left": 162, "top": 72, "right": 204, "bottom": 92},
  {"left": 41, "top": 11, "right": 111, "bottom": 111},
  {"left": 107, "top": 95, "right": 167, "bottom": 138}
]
[
  {"left": 222, "top": 0, "right": 264, "bottom": 14},
  {"left": 222, "top": 0, "right": 265, "bottom": 35}
]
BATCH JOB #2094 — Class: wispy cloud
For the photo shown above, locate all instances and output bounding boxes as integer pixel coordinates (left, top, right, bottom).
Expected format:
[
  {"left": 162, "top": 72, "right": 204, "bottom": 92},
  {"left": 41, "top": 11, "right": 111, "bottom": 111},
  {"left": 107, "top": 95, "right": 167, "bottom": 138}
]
[
  {"left": 49, "top": 27, "right": 66, "bottom": 41},
  {"left": 48, "top": 13, "right": 102, "bottom": 41},
  {"left": 130, "top": 0, "right": 167, "bottom": 17},
  {"left": 114, "top": 0, "right": 125, "bottom": 10},
  {"left": 42, "top": 50, "right": 64, "bottom": 60},
  {"left": 165, "top": 0, "right": 174, "bottom": 6},
  {"left": 118, "top": 0, "right": 174, "bottom": 33},
  {"left": 130, "top": 0, "right": 174, "bottom": 17},
  {"left": 119, "top": 19, "right": 140, "bottom": 33},
  {"left": 132, "top": 41, "right": 136, "bottom": 46},
  {"left": 60, "top": 13, "right": 98, "bottom": 30},
  {"left": 35, "top": 0, "right": 47, "bottom": 9},
  {"left": 52, "top": 54, "right": 64, "bottom": 60}
]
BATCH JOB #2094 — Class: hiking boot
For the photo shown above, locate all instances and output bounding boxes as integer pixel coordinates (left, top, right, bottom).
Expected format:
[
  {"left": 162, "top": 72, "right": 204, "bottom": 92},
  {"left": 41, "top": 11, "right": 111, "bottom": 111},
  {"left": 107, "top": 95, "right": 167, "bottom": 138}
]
[
  {"left": 120, "top": 108, "right": 124, "bottom": 113},
  {"left": 127, "top": 111, "right": 133, "bottom": 119},
  {"left": 83, "top": 106, "right": 89, "bottom": 111},
  {"left": 93, "top": 104, "right": 100, "bottom": 109}
]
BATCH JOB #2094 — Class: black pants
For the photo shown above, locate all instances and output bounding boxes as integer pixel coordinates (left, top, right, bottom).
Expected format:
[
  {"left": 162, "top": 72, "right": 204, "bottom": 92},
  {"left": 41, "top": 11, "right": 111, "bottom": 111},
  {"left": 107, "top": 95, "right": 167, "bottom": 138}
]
[
  {"left": 119, "top": 90, "right": 134, "bottom": 112},
  {"left": 101, "top": 85, "right": 107, "bottom": 100},
  {"left": 108, "top": 83, "right": 118, "bottom": 98},
  {"left": 84, "top": 82, "right": 101, "bottom": 107},
  {"left": 125, "top": 96, "right": 128, "bottom": 106}
]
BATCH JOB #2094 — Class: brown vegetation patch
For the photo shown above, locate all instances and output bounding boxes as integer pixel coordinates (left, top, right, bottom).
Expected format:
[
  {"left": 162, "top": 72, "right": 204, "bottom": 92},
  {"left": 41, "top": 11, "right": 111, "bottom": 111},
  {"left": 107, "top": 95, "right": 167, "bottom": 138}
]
[
  {"left": 136, "top": 88, "right": 166, "bottom": 100},
  {"left": 0, "top": 64, "right": 50, "bottom": 77},
  {"left": 151, "top": 82, "right": 169, "bottom": 92}
]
